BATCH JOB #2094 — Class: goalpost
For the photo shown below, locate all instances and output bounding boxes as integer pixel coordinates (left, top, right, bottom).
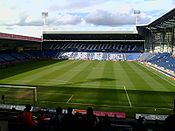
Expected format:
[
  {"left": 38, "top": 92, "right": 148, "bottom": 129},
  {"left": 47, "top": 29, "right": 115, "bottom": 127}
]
[{"left": 0, "top": 85, "right": 37, "bottom": 106}]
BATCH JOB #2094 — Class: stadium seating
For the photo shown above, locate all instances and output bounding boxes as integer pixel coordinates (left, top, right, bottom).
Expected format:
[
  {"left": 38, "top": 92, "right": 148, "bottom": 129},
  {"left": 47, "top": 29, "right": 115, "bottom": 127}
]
[
  {"left": 59, "top": 52, "right": 141, "bottom": 61},
  {"left": 0, "top": 51, "right": 33, "bottom": 67},
  {"left": 139, "top": 52, "right": 175, "bottom": 72},
  {"left": 0, "top": 54, "right": 17, "bottom": 62},
  {"left": 125, "top": 53, "right": 141, "bottom": 61},
  {"left": 43, "top": 43, "right": 143, "bottom": 52},
  {"left": 43, "top": 50, "right": 59, "bottom": 58}
]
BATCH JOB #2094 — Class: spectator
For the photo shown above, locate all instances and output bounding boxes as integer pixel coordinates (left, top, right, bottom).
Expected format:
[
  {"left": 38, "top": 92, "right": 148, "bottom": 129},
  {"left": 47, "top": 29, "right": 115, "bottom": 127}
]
[
  {"left": 37, "top": 110, "right": 49, "bottom": 124},
  {"left": 16, "top": 104, "right": 37, "bottom": 131},
  {"left": 51, "top": 107, "right": 64, "bottom": 131},
  {"left": 102, "top": 114, "right": 111, "bottom": 131},
  {"left": 164, "top": 113, "right": 175, "bottom": 131},
  {"left": 37, "top": 110, "right": 50, "bottom": 131},
  {"left": 83, "top": 107, "right": 97, "bottom": 131},
  {"left": 62, "top": 107, "right": 76, "bottom": 131},
  {"left": 1, "top": 95, "right": 5, "bottom": 104},
  {"left": 133, "top": 116, "right": 147, "bottom": 131},
  {"left": 74, "top": 112, "right": 84, "bottom": 131}
]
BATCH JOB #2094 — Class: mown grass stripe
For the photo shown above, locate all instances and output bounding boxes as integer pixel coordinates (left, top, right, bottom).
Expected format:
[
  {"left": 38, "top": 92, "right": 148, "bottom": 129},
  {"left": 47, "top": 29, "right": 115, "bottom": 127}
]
[
  {"left": 116, "top": 62, "right": 136, "bottom": 90},
  {"left": 0, "top": 60, "right": 69, "bottom": 84},
  {"left": 129, "top": 62, "right": 170, "bottom": 91},
  {"left": 0, "top": 60, "right": 175, "bottom": 116},
  {"left": 62, "top": 61, "right": 95, "bottom": 87},
  {"left": 97, "top": 61, "right": 116, "bottom": 105},
  {"left": 124, "top": 62, "right": 153, "bottom": 90},
  {"left": 31, "top": 60, "right": 83, "bottom": 86},
  {"left": 0, "top": 60, "right": 59, "bottom": 80},
  {"left": 72, "top": 61, "right": 106, "bottom": 105},
  {"left": 136, "top": 62, "right": 175, "bottom": 88}
]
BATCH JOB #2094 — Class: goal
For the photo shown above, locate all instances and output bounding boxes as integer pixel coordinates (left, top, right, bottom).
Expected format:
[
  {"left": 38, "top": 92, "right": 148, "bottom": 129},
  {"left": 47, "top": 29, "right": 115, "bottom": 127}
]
[{"left": 0, "top": 85, "right": 37, "bottom": 105}]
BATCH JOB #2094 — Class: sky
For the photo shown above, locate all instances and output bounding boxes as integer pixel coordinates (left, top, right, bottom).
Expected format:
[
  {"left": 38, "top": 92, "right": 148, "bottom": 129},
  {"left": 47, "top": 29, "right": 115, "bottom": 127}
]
[{"left": 0, "top": 0, "right": 174, "bottom": 38}]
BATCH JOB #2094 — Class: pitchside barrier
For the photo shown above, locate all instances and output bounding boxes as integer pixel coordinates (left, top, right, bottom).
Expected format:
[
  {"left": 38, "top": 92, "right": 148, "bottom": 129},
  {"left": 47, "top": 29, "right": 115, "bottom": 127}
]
[{"left": 0, "top": 85, "right": 37, "bottom": 105}]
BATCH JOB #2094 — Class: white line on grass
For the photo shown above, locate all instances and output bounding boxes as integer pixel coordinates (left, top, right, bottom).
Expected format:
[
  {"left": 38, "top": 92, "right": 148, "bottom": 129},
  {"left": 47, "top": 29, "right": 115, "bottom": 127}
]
[
  {"left": 137, "top": 62, "right": 175, "bottom": 87},
  {"left": 40, "top": 100, "right": 172, "bottom": 110},
  {"left": 123, "top": 85, "right": 132, "bottom": 108},
  {"left": 66, "top": 95, "right": 74, "bottom": 103}
]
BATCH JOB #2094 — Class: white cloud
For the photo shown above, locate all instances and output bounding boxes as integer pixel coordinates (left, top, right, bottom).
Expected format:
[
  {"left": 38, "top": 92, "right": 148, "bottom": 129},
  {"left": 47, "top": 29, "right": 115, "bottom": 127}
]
[
  {"left": 0, "top": 8, "right": 19, "bottom": 25},
  {"left": 52, "top": 14, "right": 82, "bottom": 25},
  {"left": 0, "top": 0, "right": 174, "bottom": 37},
  {"left": 2, "top": 15, "right": 43, "bottom": 27},
  {"left": 85, "top": 10, "right": 151, "bottom": 26}
]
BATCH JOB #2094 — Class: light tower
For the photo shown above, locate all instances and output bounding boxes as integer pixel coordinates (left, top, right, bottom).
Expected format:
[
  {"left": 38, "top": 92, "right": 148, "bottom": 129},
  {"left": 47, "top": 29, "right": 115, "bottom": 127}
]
[
  {"left": 134, "top": 10, "right": 141, "bottom": 32},
  {"left": 42, "top": 12, "right": 48, "bottom": 31},
  {"left": 41, "top": 12, "right": 48, "bottom": 51}
]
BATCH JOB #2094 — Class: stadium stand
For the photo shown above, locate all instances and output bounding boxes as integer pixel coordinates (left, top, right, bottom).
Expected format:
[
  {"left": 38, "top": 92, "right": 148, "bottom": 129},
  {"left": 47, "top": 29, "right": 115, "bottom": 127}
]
[
  {"left": 0, "top": 104, "right": 167, "bottom": 131},
  {"left": 44, "top": 43, "right": 143, "bottom": 52},
  {"left": 139, "top": 53, "right": 175, "bottom": 73},
  {"left": 58, "top": 52, "right": 141, "bottom": 61},
  {"left": 1, "top": 8, "right": 175, "bottom": 131}
]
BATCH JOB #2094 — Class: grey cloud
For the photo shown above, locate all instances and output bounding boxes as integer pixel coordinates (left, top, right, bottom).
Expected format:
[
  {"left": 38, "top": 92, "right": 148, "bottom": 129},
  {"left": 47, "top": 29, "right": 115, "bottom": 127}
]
[
  {"left": 5, "top": 27, "right": 14, "bottom": 30},
  {"left": 3, "top": 15, "right": 43, "bottom": 26},
  {"left": 17, "top": 16, "right": 43, "bottom": 26},
  {"left": 85, "top": 10, "right": 151, "bottom": 26},
  {"left": 3, "top": 13, "right": 82, "bottom": 27}
]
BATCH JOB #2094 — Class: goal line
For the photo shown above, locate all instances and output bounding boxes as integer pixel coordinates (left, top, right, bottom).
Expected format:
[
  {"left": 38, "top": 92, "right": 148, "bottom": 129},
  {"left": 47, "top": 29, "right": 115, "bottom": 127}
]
[{"left": 0, "top": 84, "right": 37, "bottom": 105}]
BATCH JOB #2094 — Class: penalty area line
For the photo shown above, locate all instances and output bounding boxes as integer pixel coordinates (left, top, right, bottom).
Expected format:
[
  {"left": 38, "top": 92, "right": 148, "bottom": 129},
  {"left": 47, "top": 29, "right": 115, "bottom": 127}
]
[
  {"left": 123, "top": 85, "right": 132, "bottom": 108},
  {"left": 67, "top": 95, "right": 74, "bottom": 103}
]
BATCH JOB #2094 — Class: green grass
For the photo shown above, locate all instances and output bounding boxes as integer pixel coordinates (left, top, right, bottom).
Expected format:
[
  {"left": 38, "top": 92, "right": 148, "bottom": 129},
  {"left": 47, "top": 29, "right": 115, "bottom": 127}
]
[{"left": 0, "top": 59, "right": 175, "bottom": 118}]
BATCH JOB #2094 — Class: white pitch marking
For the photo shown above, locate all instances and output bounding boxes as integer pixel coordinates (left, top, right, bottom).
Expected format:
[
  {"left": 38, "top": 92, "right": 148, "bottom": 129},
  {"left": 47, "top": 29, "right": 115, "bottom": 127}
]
[
  {"left": 123, "top": 85, "right": 132, "bottom": 108},
  {"left": 66, "top": 95, "right": 74, "bottom": 103},
  {"left": 138, "top": 62, "right": 175, "bottom": 87}
]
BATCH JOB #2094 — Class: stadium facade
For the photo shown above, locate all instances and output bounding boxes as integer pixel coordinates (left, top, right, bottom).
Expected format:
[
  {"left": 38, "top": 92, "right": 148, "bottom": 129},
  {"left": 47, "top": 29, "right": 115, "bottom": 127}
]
[
  {"left": 137, "top": 8, "right": 175, "bottom": 54},
  {"left": 43, "top": 31, "right": 144, "bottom": 53}
]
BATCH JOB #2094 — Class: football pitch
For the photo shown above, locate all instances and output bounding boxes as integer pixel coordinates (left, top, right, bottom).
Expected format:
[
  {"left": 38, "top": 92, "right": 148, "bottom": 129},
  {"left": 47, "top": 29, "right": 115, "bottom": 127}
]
[{"left": 0, "top": 59, "right": 175, "bottom": 117}]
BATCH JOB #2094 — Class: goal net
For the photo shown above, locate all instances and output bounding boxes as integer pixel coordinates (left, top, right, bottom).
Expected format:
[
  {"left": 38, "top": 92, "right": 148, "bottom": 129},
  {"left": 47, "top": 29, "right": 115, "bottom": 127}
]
[{"left": 0, "top": 85, "right": 37, "bottom": 105}]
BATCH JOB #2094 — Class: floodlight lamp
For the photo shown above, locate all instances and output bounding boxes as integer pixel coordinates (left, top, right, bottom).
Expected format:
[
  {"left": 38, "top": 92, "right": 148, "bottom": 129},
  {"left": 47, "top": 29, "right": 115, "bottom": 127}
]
[
  {"left": 134, "top": 10, "right": 141, "bottom": 15},
  {"left": 42, "top": 12, "right": 48, "bottom": 18},
  {"left": 42, "top": 12, "right": 48, "bottom": 26}
]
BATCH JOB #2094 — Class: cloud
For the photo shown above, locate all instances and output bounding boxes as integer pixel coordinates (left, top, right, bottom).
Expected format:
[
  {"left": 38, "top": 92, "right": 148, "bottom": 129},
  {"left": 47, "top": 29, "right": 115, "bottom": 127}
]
[
  {"left": 1, "top": 12, "right": 82, "bottom": 27},
  {"left": 5, "top": 27, "right": 14, "bottom": 30},
  {"left": 50, "top": 13, "right": 82, "bottom": 25},
  {"left": 85, "top": 10, "right": 151, "bottom": 26},
  {"left": 3, "top": 15, "right": 43, "bottom": 26}
]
